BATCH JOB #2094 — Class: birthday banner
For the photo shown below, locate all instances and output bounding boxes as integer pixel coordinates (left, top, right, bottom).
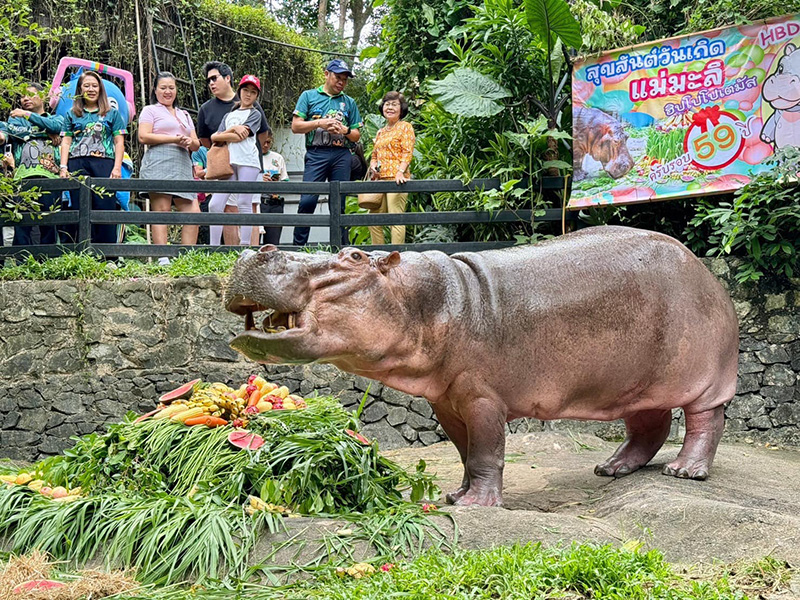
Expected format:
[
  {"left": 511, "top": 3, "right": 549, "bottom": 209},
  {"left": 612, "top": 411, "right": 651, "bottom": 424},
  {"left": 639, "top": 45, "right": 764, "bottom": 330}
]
[{"left": 569, "top": 14, "right": 800, "bottom": 209}]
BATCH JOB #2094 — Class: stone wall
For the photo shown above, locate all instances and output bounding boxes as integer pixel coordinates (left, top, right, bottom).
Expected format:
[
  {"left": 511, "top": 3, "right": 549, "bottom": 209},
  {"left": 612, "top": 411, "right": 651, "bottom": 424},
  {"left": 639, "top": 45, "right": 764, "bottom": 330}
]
[{"left": 0, "top": 258, "right": 797, "bottom": 460}]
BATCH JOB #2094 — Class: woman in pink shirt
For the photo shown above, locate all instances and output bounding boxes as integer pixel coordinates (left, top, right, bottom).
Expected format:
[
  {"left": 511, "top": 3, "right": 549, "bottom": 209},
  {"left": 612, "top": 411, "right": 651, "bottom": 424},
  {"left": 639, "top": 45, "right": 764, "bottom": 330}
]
[{"left": 138, "top": 72, "right": 201, "bottom": 259}]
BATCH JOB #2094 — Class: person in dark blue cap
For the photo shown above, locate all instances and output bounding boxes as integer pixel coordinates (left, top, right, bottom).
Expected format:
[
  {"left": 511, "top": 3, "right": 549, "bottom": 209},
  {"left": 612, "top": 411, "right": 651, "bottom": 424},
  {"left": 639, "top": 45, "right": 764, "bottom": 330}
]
[{"left": 291, "top": 59, "right": 363, "bottom": 246}]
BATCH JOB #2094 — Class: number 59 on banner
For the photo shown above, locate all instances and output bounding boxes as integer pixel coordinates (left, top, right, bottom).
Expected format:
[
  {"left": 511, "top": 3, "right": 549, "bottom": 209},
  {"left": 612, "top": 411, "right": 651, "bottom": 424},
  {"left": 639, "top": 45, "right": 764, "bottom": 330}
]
[{"left": 684, "top": 110, "right": 745, "bottom": 171}]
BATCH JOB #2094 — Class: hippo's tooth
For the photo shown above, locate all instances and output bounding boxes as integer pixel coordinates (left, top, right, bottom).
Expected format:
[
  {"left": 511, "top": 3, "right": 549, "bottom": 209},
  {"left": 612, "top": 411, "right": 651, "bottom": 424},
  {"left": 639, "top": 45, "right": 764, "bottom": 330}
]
[
  {"left": 245, "top": 310, "right": 255, "bottom": 331},
  {"left": 288, "top": 313, "right": 296, "bottom": 329}
]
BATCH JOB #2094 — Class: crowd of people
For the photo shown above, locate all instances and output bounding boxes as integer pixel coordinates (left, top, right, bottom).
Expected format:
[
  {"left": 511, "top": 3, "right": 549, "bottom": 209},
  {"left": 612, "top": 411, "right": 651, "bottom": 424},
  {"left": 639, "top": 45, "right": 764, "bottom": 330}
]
[{"left": 0, "top": 58, "right": 417, "bottom": 255}]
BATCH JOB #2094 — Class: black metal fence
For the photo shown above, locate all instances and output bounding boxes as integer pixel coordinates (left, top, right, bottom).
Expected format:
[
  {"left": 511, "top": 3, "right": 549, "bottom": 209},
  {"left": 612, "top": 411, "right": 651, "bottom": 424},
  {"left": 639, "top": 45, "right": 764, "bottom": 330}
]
[{"left": 0, "top": 176, "right": 575, "bottom": 257}]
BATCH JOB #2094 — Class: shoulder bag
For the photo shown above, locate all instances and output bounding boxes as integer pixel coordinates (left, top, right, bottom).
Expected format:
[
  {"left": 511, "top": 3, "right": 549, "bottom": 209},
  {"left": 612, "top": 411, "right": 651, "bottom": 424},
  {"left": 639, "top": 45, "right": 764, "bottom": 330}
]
[{"left": 205, "top": 141, "right": 233, "bottom": 180}]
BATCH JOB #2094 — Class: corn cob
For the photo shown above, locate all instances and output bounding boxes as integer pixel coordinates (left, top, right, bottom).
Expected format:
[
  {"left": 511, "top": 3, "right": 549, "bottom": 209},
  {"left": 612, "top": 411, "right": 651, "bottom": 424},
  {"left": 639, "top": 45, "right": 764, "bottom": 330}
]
[
  {"left": 171, "top": 407, "right": 205, "bottom": 423},
  {"left": 153, "top": 404, "right": 190, "bottom": 420}
]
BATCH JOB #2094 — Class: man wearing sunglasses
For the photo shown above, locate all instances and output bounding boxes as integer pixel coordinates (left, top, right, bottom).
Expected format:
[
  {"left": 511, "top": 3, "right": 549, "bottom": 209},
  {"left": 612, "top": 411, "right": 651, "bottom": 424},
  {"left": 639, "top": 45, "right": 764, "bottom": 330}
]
[{"left": 196, "top": 61, "right": 271, "bottom": 244}]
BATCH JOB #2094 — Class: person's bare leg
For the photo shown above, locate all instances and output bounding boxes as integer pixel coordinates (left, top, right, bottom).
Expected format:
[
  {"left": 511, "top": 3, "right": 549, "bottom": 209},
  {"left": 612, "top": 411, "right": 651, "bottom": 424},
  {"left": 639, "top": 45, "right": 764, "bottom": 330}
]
[
  {"left": 149, "top": 193, "right": 173, "bottom": 246},
  {"left": 250, "top": 202, "right": 261, "bottom": 246},
  {"left": 175, "top": 197, "right": 200, "bottom": 245},
  {"left": 223, "top": 204, "right": 239, "bottom": 245}
]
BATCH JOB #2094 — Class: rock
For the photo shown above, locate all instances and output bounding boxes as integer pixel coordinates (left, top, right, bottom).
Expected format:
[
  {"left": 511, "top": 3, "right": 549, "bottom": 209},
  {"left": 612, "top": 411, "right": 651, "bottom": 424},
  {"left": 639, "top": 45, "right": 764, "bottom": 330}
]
[
  {"left": 16, "top": 409, "right": 47, "bottom": 433},
  {"left": 725, "top": 394, "right": 766, "bottom": 420},
  {"left": 53, "top": 395, "right": 84, "bottom": 415},
  {"left": 760, "top": 386, "right": 796, "bottom": 403},
  {"left": 746, "top": 415, "right": 772, "bottom": 430},
  {"left": 361, "top": 402, "right": 388, "bottom": 423},
  {"left": 763, "top": 364, "right": 797, "bottom": 387},
  {"left": 736, "top": 373, "right": 761, "bottom": 394},
  {"left": 360, "top": 420, "right": 407, "bottom": 450},
  {"left": 387, "top": 406, "right": 408, "bottom": 426},
  {"left": 771, "top": 404, "right": 800, "bottom": 427},
  {"left": 419, "top": 431, "right": 443, "bottom": 446},
  {"left": 353, "top": 376, "right": 383, "bottom": 395},
  {"left": 382, "top": 387, "right": 412, "bottom": 407},
  {"left": 406, "top": 412, "right": 439, "bottom": 431},
  {"left": 725, "top": 418, "right": 748, "bottom": 432},
  {"left": 399, "top": 424, "right": 418, "bottom": 442},
  {"left": 755, "top": 345, "right": 791, "bottom": 364},
  {"left": 410, "top": 398, "right": 433, "bottom": 419},
  {"left": 97, "top": 400, "right": 125, "bottom": 417},
  {"left": 39, "top": 436, "right": 74, "bottom": 455},
  {"left": 738, "top": 359, "right": 765, "bottom": 374},
  {"left": 46, "top": 413, "right": 66, "bottom": 428},
  {"left": 18, "top": 388, "right": 43, "bottom": 409},
  {"left": 3, "top": 411, "right": 20, "bottom": 428},
  {"left": 765, "top": 294, "right": 787, "bottom": 311}
]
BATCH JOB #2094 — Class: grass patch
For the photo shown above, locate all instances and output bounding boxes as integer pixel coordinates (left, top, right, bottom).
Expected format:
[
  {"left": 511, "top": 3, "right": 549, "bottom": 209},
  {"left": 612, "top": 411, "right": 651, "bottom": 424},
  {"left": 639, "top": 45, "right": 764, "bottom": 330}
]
[
  {"left": 106, "top": 543, "right": 793, "bottom": 599},
  {"left": 0, "top": 250, "right": 239, "bottom": 281}
]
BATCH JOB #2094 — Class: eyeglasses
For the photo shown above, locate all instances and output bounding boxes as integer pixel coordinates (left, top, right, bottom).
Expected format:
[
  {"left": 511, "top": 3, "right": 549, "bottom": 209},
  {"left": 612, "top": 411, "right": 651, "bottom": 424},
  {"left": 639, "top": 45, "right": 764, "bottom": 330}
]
[
  {"left": 383, "top": 101, "right": 402, "bottom": 107},
  {"left": 206, "top": 75, "right": 220, "bottom": 84}
]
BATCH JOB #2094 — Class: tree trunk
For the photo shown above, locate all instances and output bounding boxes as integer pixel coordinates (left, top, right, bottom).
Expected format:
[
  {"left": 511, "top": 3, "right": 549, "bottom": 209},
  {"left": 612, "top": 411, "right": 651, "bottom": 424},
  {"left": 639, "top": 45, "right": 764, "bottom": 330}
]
[
  {"left": 349, "top": 0, "right": 372, "bottom": 51},
  {"left": 338, "top": 0, "right": 348, "bottom": 37},
  {"left": 318, "top": 0, "right": 328, "bottom": 35}
]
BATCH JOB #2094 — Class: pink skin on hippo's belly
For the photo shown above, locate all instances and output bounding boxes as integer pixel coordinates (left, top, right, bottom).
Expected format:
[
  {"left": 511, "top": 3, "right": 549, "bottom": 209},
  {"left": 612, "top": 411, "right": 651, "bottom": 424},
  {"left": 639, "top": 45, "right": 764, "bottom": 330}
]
[{"left": 225, "top": 230, "right": 739, "bottom": 507}]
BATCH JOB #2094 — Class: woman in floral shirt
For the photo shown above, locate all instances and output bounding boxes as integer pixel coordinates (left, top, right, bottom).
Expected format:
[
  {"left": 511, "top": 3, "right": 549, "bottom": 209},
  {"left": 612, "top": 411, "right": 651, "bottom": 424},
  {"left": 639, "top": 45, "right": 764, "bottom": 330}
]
[
  {"left": 59, "top": 70, "right": 126, "bottom": 244},
  {"left": 367, "top": 91, "right": 415, "bottom": 245}
]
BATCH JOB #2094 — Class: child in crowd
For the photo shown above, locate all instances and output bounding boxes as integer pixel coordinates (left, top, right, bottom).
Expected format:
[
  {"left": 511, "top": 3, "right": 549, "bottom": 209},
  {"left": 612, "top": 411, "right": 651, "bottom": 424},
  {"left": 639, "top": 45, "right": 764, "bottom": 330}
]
[
  {"left": 251, "top": 130, "right": 289, "bottom": 246},
  {"left": 207, "top": 75, "right": 262, "bottom": 246},
  {"left": 59, "top": 70, "right": 126, "bottom": 244}
]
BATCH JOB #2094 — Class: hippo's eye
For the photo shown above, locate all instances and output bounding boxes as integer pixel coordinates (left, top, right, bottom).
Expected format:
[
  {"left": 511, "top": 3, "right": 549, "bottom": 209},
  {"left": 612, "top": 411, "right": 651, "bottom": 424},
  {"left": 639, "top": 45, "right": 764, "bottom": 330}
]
[
  {"left": 351, "top": 251, "right": 363, "bottom": 261},
  {"left": 779, "top": 64, "right": 784, "bottom": 74}
]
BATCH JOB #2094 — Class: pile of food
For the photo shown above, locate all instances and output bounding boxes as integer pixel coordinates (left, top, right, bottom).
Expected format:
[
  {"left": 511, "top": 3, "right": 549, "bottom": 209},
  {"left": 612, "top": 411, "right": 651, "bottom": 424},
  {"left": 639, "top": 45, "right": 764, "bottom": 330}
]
[
  {"left": 0, "top": 375, "right": 441, "bottom": 585},
  {"left": 145, "top": 375, "right": 309, "bottom": 428}
]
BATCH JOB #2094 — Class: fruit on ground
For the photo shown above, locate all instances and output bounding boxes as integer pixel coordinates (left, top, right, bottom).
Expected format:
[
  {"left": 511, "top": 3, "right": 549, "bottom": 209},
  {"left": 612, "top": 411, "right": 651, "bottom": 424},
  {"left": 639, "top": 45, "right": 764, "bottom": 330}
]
[
  {"left": 13, "top": 580, "right": 66, "bottom": 592},
  {"left": 228, "top": 430, "right": 265, "bottom": 450},
  {"left": 51, "top": 486, "right": 68, "bottom": 499},
  {"left": 159, "top": 378, "right": 201, "bottom": 404},
  {"left": 15, "top": 473, "right": 33, "bottom": 485},
  {"left": 256, "top": 400, "right": 273, "bottom": 412}
]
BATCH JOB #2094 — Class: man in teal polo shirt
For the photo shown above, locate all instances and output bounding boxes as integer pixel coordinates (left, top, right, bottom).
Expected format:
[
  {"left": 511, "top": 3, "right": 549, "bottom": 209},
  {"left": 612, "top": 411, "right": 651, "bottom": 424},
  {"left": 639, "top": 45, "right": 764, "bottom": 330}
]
[{"left": 291, "top": 59, "right": 363, "bottom": 246}]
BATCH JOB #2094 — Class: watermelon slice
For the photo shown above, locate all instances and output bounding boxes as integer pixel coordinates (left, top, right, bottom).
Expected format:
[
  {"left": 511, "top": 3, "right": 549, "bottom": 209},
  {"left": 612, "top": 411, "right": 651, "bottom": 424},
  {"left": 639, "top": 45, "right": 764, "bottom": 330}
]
[
  {"left": 159, "top": 379, "right": 202, "bottom": 404},
  {"left": 345, "top": 429, "right": 371, "bottom": 445},
  {"left": 13, "top": 580, "right": 66, "bottom": 592},
  {"left": 228, "top": 430, "right": 265, "bottom": 451}
]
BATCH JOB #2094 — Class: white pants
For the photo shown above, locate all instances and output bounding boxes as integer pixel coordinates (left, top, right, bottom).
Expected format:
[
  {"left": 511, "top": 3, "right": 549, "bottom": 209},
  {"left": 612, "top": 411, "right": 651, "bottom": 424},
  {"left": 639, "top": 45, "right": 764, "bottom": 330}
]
[{"left": 208, "top": 165, "right": 261, "bottom": 246}]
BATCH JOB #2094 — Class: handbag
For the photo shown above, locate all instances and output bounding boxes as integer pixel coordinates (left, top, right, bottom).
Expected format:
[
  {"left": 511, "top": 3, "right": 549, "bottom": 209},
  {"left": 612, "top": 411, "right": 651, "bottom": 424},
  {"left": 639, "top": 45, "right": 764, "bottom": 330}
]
[
  {"left": 357, "top": 171, "right": 383, "bottom": 210},
  {"left": 205, "top": 141, "right": 233, "bottom": 180}
]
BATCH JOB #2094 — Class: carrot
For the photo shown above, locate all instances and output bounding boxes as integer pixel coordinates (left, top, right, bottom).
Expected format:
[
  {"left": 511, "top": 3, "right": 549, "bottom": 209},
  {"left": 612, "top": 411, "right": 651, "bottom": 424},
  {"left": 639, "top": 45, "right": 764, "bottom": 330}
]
[
  {"left": 247, "top": 389, "right": 262, "bottom": 408},
  {"left": 184, "top": 415, "right": 229, "bottom": 427}
]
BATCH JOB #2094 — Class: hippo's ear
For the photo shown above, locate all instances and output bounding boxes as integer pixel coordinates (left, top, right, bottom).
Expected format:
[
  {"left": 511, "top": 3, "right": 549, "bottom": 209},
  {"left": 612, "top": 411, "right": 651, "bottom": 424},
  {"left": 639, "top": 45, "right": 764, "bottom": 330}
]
[
  {"left": 786, "top": 43, "right": 796, "bottom": 55},
  {"left": 377, "top": 251, "right": 401, "bottom": 274},
  {"left": 258, "top": 244, "right": 279, "bottom": 253}
]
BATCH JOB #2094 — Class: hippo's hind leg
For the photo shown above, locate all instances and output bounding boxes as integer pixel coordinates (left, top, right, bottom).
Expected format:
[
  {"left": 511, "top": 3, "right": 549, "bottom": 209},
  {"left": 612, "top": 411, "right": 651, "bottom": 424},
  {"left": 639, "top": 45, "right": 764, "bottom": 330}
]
[
  {"left": 595, "top": 409, "right": 671, "bottom": 478},
  {"left": 662, "top": 404, "right": 724, "bottom": 480}
]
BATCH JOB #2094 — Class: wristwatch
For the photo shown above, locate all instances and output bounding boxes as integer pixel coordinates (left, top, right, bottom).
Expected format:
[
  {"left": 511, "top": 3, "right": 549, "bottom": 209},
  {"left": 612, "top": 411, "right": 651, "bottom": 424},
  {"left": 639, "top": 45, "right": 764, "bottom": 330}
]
[{"left": 345, "top": 126, "right": 351, "bottom": 136}]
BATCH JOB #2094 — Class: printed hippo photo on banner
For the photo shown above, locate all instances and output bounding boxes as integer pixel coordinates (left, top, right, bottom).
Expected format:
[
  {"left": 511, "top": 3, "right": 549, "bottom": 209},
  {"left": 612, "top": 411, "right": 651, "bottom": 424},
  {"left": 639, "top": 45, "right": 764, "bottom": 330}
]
[
  {"left": 224, "top": 227, "right": 739, "bottom": 507},
  {"left": 570, "top": 13, "right": 800, "bottom": 209}
]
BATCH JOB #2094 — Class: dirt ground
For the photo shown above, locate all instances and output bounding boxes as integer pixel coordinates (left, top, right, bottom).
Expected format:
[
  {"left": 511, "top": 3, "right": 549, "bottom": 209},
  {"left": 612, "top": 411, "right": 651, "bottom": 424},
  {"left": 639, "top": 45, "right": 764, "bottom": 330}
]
[{"left": 384, "top": 431, "right": 800, "bottom": 567}]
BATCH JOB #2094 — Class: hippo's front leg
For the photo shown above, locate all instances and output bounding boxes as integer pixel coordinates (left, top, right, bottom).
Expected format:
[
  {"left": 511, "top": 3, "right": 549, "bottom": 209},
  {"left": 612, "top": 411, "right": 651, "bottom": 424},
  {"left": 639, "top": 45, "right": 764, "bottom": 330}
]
[
  {"left": 430, "top": 401, "right": 470, "bottom": 503},
  {"left": 455, "top": 395, "right": 507, "bottom": 507}
]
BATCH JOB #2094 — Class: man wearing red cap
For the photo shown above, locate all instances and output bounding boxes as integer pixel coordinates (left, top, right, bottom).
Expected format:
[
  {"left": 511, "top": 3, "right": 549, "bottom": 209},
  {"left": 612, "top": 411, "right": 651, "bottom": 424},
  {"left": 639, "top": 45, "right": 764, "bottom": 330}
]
[{"left": 291, "top": 59, "right": 363, "bottom": 246}]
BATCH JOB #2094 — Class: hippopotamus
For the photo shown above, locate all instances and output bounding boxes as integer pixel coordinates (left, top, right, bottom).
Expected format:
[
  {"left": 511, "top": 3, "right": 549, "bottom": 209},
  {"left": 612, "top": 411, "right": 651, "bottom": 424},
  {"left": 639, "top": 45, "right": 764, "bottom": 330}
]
[
  {"left": 225, "top": 226, "right": 738, "bottom": 507},
  {"left": 761, "top": 43, "right": 800, "bottom": 150},
  {"left": 573, "top": 106, "right": 635, "bottom": 181}
]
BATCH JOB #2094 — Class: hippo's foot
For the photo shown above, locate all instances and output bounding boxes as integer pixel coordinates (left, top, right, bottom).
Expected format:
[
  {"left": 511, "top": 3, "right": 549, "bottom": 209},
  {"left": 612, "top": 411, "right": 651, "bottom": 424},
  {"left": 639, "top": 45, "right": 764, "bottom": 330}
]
[
  {"left": 661, "top": 405, "right": 725, "bottom": 481},
  {"left": 445, "top": 485, "right": 469, "bottom": 505},
  {"left": 594, "top": 410, "right": 671, "bottom": 478},
  {"left": 451, "top": 486, "right": 503, "bottom": 507},
  {"left": 661, "top": 459, "right": 710, "bottom": 480}
]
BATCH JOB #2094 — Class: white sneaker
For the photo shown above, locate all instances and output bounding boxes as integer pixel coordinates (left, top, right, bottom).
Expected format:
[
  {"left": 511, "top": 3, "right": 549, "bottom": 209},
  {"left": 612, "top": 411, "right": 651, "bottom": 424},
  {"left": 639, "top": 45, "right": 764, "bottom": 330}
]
[{"left": 158, "top": 257, "right": 171, "bottom": 266}]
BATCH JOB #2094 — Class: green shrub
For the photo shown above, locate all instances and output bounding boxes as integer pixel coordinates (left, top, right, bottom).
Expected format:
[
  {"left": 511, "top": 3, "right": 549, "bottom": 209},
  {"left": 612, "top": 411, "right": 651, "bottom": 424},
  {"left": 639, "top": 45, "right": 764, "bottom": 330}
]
[{"left": 688, "top": 147, "right": 800, "bottom": 283}]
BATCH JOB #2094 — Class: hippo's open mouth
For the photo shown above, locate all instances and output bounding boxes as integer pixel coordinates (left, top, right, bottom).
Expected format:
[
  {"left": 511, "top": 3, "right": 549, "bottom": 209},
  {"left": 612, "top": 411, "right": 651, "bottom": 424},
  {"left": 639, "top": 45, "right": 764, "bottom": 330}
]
[{"left": 226, "top": 294, "right": 307, "bottom": 338}]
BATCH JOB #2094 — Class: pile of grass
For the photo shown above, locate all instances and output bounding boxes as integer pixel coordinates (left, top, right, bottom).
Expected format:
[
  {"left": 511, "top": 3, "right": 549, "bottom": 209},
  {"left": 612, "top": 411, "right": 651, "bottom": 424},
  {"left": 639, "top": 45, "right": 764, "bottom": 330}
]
[
  {"left": 0, "top": 550, "right": 138, "bottom": 600},
  {"left": 0, "top": 396, "right": 442, "bottom": 585}
]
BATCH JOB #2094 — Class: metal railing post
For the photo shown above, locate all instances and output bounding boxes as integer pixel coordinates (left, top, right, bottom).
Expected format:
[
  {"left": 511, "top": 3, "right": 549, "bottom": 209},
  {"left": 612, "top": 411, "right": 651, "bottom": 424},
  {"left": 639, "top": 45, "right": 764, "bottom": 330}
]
[
  {"left": 329, "top": 179, "right": 341, "bottom": 250},
  {"left": 78, "top": 178, "right": 92, "bottom": 249}
]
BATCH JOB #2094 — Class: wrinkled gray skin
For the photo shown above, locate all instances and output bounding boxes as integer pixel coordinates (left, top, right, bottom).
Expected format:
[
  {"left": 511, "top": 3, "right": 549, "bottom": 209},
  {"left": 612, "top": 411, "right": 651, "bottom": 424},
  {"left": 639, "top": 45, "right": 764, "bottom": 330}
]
[{"left": 226, "top": 226, "right": 739, "bottom": 507}]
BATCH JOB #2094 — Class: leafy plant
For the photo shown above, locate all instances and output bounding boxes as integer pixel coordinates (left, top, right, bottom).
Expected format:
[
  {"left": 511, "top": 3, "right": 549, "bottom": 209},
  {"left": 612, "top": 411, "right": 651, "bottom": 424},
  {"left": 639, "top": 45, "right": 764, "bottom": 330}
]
[
  {"left": 687, "top": 147, "right": 800, "bottom": 283},
  {"left": 428, "top": 68, "right": 511, "bottom": 118}
]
